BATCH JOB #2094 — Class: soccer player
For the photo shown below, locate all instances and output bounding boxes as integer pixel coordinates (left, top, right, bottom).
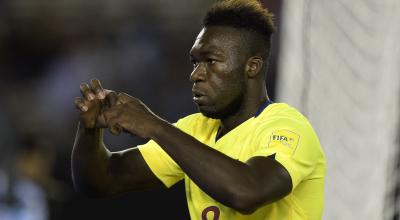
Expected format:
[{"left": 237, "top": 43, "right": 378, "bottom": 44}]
[{"left": 72, "top": 0, "right": 326, "bottom": 219}]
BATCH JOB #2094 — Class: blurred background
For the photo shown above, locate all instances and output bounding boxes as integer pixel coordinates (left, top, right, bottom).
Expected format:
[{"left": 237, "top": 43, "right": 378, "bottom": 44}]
[{"left": 0, "top": 0, "right": 398, "bottom": 219}]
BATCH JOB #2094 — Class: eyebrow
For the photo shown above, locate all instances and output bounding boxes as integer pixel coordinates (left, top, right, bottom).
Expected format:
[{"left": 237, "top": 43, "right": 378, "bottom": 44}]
[{"left": 190, "top": 47, "right": 225, "bottom": 58}]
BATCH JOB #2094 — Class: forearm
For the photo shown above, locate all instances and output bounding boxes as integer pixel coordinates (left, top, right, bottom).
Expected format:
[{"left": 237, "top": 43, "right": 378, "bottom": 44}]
[
  {"left": 71, "top": 123, "right": 112, "bottom": 196},
  {"left": 150, "top": 120, "right": 257, "bottom": 211}
]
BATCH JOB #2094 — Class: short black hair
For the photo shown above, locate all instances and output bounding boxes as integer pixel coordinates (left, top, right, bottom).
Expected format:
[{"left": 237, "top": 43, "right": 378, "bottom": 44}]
[{"left": 203, "top": 0, "right": 275, "bottom": 60}]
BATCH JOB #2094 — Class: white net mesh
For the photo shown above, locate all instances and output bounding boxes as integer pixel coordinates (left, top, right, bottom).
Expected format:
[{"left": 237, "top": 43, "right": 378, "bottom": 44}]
[{"left": 277, "top": 0, "right": 400, "bottom": 219}]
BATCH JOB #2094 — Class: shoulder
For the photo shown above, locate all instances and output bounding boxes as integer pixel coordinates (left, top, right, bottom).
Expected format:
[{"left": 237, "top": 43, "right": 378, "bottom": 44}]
[
  {"left": 255, "top": 103, "right": 318, "bottom": 141},
  {"left": 258, "top": 103, "right": 306, "bottom": 122},
  {"left": 257, "top": 103, "right": 311, "bottom": 126}
]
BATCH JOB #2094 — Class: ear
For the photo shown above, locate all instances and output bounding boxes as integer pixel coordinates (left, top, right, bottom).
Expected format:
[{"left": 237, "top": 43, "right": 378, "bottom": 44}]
[{"left": 245, "top": 56, "right": 264, "bottom": 78}]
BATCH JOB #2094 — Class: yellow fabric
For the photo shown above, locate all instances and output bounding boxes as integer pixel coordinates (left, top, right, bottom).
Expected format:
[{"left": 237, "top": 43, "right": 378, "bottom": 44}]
[{"left": 138, "top": 103, "right": 326, "bottom": 220}]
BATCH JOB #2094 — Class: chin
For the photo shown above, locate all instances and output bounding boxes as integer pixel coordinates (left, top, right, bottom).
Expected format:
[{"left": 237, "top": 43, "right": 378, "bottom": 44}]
[
  {"left": 198, "top": 105, "right": 232, "bottom": 119},
  {"left": 196, "top": 92, "right": 245, "bottom": 119},
  {"left": 196, "top": 105, "right": 218, "bottom": 119},
  {"left": 200, "top": 110, "right": 220, "bottom": 119}
]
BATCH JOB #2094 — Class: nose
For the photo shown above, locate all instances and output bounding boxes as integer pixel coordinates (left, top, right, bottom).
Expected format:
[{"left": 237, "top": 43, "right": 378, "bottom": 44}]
[{"left": 190, "top": 64, "right": 206, "bottom": 83}]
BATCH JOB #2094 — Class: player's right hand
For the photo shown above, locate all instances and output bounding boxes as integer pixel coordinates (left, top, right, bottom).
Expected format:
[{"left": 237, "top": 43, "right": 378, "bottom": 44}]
[{"left": 74, "top": 79, "right": 109, "bottom": 129}]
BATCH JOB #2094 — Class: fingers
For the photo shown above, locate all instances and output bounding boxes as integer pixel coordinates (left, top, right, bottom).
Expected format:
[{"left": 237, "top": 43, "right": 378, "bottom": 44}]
[
  {"left": 101, "top": 106, "right": 124, "bottom": 135},
  {"left": 90, "top": 79, "right": 105, "bottom": 99},
  {"left": 80, "top": 83, "right": 95, "bottom": 101},
  {"left": 79, "top": 79, "right": 130, "bottom": 108},
  {"left": 79, "top": 79, "right": 106, "bottom": 102},
  {"left": 74, "top": 97, "right": 89, "bottom": 112},
  {"left": 102, "top": 105, "right": 121, "bottom": 122},
  {"left": 105, "top": 90, "right": 118, "bottom": 107},
  {"left": 103, "top": 110, "right": 123, "bottom": 135},
  {"left": 95, "top": 110, "right": 122, "bottom": 134},
  {"left": 76, "top": 79, "right": 138, "bottom": 135},
  {"left": 98, "top": 104, "right": 119, "bottom": 127}
]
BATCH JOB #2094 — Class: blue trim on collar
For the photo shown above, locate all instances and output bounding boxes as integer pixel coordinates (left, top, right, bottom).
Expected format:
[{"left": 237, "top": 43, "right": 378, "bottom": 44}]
[{"left": 255, "top": 100, "right": 273, "bottom": 117}]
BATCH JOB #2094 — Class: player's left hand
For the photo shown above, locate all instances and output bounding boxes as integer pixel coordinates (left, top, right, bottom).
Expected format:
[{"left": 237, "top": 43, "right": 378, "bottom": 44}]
[{"left": 102, "top": 92, "right": 163, "bottom": 138}]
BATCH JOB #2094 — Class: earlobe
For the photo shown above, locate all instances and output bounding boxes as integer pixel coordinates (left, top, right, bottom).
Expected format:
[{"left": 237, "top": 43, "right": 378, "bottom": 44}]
[{"left": 246, "top": 57, "right": 263, "bottom": 78}]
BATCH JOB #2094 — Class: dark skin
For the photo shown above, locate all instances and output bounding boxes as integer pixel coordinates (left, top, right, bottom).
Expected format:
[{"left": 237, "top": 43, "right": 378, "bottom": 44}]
[{"left": 72, "top": 26, "right": 292, "bottom": 214}]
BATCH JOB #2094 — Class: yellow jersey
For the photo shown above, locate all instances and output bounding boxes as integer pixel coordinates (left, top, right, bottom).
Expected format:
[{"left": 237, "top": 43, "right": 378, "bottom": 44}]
[{"left": 138, "top": 103, "right": 326, "bottom": 220}]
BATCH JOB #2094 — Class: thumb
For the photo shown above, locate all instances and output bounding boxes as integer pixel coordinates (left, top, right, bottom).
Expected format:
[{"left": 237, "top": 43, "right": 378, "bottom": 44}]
[
  {"left": 108, "top": 119, "right": 123, "bottom": 135},
  {"left": 109, "top": 123, "right": 123, "bottom": 135}
]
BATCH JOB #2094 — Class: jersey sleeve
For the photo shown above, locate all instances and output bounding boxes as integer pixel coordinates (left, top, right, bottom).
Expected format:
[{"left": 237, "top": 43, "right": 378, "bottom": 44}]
[
  {"left": 138, "top": 114, "right": 198, "bottom": 188},
  {"left": 252, "top": 118, "right": 324, "bottom": 190}
]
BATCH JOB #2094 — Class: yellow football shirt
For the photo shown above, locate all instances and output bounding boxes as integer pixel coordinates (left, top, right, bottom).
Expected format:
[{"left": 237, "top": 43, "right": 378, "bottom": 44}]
[{"left": 138, "top": 103, "right": 326, "bottom": 220}]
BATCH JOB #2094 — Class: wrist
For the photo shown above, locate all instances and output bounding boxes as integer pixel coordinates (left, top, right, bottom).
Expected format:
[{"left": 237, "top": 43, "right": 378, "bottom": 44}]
[
  {"left": 148, "top": 117, "right": 170, "bottom": 140},
  {"left": 78, "top": 122, "right": 103, "bottom": 136}
]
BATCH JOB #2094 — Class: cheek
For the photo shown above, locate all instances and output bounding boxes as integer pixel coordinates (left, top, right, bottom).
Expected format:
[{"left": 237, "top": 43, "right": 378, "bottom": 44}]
[{"left": 208, "top": 69, "right": 245, "bottom": 103}]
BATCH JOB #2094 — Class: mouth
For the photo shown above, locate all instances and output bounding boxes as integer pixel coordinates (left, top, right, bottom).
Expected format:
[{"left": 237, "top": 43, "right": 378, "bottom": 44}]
[{"left": 192, "top": 90, "right": 207, "bottom": 104}]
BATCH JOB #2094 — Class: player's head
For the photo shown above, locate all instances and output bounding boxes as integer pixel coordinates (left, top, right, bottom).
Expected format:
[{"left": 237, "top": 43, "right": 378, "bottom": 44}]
[
  {"left": 190, "top": 0, "right": 274, "bottom": 119},
  {"left": 203, "top": 0, "right": 274, "bottom": 65}
]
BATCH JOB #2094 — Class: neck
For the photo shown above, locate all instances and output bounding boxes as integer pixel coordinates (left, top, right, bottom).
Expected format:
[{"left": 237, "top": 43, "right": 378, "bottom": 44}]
[{"left": 218, "top": 83, "right": 269, "bottom": 138}]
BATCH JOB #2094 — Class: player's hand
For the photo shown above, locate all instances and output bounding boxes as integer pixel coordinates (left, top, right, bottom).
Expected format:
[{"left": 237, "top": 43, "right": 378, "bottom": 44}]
[
  {"left": 74, "top": 79, "right": 118, "bottom": 130},
  {"left": 102, "top": 93, "right": 163, "bottom": 138}
]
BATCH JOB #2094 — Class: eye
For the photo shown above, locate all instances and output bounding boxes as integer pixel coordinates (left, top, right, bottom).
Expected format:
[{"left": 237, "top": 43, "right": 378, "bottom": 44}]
[
  {"left": 206, "top": 59, "right": 216, "bottom": 65},
  {"left": 191, "top": 59, "right": 199, "bottom": 68}
]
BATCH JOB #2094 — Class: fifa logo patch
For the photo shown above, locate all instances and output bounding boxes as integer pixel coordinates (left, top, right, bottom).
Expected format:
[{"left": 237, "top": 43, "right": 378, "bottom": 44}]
[
  {"left": 269, "top": 130, "right": 300, "bottom": 152},
  {"left": 272, "top": 135, "right": 289, "bottom": 141}
]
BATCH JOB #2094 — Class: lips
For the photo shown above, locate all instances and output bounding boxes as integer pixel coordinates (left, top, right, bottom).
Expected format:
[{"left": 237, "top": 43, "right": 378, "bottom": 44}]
[
  {"left": 192, "top": 87, "right": 206, "bottom": 96},
  {"left": 192, "top": 89, "right": 207, "bottom": 104}
]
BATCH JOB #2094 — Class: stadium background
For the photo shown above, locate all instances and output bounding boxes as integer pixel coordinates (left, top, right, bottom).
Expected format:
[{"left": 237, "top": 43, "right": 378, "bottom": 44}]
[{"left": 0, "top": 0, "right": 398, "bottom": 219}]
